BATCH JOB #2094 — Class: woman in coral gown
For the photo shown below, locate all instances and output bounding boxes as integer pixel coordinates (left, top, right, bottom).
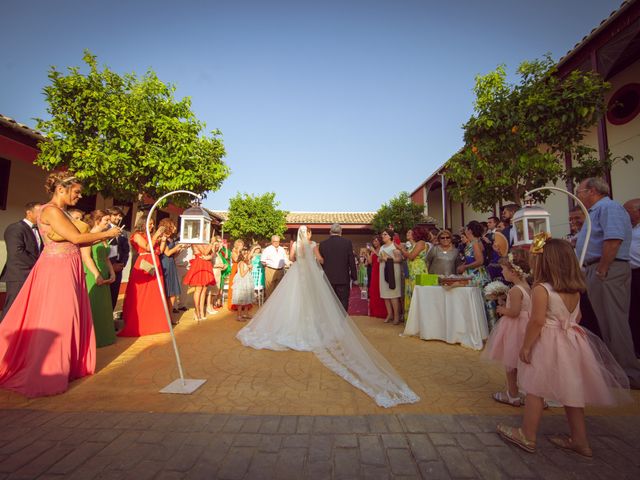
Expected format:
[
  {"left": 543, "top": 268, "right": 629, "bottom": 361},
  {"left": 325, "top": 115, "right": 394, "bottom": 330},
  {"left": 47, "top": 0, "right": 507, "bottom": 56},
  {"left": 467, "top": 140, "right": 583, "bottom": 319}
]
[
  {"left": 0, "top": 173, "right": 121, "bottom": 397},
  {"left": 366, "top": 235, "right": 387, "bottom": 319},
  {"left": 118, "top": 217, "right": 170, "bottom": 337}
]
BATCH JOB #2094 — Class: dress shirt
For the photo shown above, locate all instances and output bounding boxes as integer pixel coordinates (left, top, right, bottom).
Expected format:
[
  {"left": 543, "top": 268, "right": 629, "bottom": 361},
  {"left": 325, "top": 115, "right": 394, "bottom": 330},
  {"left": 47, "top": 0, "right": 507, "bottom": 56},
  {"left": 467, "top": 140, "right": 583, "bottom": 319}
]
[
  {"left": 630, "top": 224, "right": 640, "bottom": 269},
  {"left": 261, "top": 245, "right": 287, "bottom": 269},
  {"left": 575, "top": 196, "right": 632, "bottom": 263},
  {"left": 23, "top": 219, "right": 42, "bottom": 251}
]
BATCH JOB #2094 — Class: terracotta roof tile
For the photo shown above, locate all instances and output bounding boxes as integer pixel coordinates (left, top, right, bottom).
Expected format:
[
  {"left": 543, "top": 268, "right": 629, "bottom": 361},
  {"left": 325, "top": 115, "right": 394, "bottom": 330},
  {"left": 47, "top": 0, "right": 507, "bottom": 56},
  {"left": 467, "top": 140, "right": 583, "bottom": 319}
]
[
  {"left": 206, "top": 210, "right": 376, "bottom": 224},
  {"left": 0, "top": 114, "right": 46, "bottom": 141}
]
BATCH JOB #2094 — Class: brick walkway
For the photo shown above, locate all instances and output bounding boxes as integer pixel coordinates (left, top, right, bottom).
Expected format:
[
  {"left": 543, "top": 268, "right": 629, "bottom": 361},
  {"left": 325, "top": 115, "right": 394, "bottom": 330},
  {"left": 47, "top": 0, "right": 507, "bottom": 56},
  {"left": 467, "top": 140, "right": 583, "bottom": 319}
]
[
  {"left": 0, "top": 308, "right": 639, "bottom": 478},
  {"left": 1, "top": 410, "right": 639, "bottom": 479}
]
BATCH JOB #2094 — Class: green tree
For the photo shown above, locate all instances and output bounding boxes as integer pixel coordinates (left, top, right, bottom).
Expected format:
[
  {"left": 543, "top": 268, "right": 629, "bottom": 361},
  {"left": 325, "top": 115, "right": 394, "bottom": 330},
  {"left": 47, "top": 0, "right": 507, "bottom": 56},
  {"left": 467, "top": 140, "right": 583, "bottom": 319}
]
[
  {"left": 446, "top": 56, "right": 625, "bottom": 211},
  {"left": 372, "top": 192, "right": 426, "bottom": 235},
  {"left": 35, "top": 51, "right": 229, "bottom": 202},
  {"left": 224, "top": 192, "right": 288, "bottom": 243}
]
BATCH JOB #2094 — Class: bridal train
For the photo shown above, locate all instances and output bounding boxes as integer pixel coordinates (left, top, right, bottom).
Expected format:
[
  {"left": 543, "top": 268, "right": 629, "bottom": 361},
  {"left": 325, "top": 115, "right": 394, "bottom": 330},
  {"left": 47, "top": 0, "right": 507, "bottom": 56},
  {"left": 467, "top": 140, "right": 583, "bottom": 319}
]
[{"left": 236, "top": 226, "right": 419, "bottom": 408}]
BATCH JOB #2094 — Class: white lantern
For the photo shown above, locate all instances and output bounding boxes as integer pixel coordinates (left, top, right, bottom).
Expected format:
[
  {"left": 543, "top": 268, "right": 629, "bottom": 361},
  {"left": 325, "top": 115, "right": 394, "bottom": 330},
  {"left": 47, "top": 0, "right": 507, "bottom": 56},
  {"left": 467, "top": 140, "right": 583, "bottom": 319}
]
[
  {"left": 179, "top": 205, "right": 212, "bottom": 244},
  {"left": 512, "top": 205, "right": 551, "bottom": 247}
]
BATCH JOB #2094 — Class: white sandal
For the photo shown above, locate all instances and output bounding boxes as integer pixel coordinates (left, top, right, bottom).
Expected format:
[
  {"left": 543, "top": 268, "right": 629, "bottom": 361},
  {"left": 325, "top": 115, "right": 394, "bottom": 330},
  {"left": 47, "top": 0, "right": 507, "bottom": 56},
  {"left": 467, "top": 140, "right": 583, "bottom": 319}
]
[{"left": 492, "top": 391, "right": 522, "bottom": 407}]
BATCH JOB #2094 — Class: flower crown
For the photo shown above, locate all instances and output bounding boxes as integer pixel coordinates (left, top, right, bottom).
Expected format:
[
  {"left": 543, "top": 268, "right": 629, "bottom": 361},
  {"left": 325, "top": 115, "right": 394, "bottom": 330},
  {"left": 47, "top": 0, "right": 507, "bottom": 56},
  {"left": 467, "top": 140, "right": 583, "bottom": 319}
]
[
  {"left": 506, "top": 252, "right": 529, "bottom": 279},
  {"left": 530, "top": 232, "right": 551, "bottom": 255}
]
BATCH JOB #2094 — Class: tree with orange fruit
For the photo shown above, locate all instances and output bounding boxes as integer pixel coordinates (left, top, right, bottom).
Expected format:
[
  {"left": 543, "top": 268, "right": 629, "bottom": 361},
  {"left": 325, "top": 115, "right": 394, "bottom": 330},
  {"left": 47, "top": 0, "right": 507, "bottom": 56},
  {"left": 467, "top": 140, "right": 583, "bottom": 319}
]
[{"left": 447, "top": 56, "right": 630, "bottom": 212}]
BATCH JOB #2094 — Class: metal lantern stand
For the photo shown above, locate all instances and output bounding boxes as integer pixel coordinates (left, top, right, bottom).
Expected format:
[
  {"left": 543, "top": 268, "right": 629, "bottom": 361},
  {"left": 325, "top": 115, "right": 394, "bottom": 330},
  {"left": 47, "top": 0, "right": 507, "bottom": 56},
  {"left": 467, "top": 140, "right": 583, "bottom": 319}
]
[
  {"left": 145, "top": 190, "right": 207, "bottom": 395},
  {"left": 524, "top": 186, "right": 592, "bottom": 267}
]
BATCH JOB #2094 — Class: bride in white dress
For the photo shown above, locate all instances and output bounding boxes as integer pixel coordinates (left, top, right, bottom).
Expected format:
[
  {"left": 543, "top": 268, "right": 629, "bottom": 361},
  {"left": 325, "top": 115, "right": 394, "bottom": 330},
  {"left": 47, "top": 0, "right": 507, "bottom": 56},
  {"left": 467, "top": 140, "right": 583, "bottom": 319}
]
[{"left": 236, "top": 226, "right": 419, "bottom": 408}]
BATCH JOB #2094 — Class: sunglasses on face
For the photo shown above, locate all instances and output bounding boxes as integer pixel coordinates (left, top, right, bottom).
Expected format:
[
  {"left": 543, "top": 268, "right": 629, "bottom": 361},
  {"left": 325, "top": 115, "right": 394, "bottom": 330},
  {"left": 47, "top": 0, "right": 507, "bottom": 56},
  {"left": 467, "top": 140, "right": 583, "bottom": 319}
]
[{"left": 439, "top": 236, "right": 451, "bottom": 240}]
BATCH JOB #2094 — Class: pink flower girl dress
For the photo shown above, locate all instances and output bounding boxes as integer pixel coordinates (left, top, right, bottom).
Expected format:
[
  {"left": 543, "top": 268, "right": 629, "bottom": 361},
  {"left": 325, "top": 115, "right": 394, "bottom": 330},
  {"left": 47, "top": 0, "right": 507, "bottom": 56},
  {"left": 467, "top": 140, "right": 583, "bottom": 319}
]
[
  {"left": 517, "top": 283, "right": 630, "bottom": 407},
  {"left": 483, "top": 285, "right": 530, "bottom": 370}
]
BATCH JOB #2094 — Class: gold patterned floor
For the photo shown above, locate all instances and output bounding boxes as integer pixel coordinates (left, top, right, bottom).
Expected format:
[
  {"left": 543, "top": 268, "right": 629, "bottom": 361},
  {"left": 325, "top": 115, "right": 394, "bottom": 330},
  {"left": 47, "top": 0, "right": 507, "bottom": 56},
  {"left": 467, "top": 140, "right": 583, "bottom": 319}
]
[{"left": 1, "top": 309, "right": 638, "bottom": 416}]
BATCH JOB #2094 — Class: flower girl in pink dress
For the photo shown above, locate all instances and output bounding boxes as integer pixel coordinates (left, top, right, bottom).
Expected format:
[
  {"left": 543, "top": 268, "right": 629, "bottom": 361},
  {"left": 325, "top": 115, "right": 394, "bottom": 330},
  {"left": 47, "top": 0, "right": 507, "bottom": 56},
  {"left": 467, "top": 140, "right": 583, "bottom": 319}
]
[
  {"left": 497, "top": 237, "right": 631, "bottom": 458},
  {"left": 482, "top": 249, "right": 531, "bottom": 407}
]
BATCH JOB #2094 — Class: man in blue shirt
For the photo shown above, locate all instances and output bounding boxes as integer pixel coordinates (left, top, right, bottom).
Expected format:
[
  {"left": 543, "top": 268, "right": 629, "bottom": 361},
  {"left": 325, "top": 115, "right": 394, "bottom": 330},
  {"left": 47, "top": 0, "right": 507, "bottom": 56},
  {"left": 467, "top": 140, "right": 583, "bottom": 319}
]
[{"left": 575, "top": 177, "right": 640, "bottom": 388}]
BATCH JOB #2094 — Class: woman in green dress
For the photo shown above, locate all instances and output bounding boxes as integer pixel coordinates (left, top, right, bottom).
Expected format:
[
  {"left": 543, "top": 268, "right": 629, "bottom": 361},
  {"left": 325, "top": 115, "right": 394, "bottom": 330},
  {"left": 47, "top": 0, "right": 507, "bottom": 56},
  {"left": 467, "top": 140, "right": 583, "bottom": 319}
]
[
  {"left": 81, "top": 210, "right": 117, "bottom": 347},
  {"left": 398, "top": 227, "right": 429, "bottom": 321}
]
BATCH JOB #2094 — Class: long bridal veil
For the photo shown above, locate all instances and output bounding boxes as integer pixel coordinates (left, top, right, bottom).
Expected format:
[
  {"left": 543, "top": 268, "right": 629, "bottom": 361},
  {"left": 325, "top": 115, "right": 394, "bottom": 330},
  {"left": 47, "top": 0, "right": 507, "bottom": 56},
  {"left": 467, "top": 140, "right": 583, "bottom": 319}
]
[{"left": 236, "top": 226, "right": 419, "bottom": 408}]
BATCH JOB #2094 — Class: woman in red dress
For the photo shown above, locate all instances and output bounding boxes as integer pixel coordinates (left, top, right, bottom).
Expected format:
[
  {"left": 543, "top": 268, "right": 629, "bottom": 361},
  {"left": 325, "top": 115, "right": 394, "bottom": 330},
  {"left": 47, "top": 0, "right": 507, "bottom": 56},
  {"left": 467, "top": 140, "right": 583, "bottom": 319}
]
[
  {"left": 118, "top": 217, "right": 169, "bottom": 337},
  {"left": 366, "top": 235, "right": 388, "bottom": 319},
  {"left": 0, "top": 172, "right": 121, "bottom": 397},
  {"left": 183, "top": 244, "right": 216, "bottom": 321}
]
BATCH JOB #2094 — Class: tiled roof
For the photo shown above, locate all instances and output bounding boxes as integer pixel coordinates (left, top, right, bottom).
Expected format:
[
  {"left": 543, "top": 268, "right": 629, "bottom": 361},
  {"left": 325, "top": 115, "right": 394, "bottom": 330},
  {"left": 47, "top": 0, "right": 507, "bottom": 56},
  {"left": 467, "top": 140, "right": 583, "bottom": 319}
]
[
  {"left": 286, "top": 212, "right": 375, "bottom": 224},
  {"left": 0, "top": 114, "right": 46, "bottom": 142},
  {"left": 557, "top": 0, "right": 636, "bottom": 68},
  {"left": 206, "top": 210, "right": 376, "bottom": 225},
  {"left": 207, "top": 210, "right": 437, "bottom": 226}
]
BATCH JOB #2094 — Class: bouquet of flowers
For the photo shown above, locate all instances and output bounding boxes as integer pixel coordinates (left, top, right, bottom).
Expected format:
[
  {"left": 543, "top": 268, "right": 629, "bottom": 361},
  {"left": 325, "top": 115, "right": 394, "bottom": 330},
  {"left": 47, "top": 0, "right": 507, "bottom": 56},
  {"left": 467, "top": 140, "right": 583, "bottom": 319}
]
[{"left": 484, "top": 281, "right": 509, "bottom": 304}]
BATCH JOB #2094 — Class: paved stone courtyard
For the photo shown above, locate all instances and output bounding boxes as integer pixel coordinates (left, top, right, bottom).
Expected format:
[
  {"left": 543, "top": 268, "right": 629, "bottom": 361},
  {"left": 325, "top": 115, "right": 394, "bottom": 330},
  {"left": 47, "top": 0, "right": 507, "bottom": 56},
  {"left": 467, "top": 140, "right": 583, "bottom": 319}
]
[
  {"left": 1, "top": 410, "right": 639, "bottom": 479},
  {"left": 0, "top": 309, "right": 639, "bottom": 478}
]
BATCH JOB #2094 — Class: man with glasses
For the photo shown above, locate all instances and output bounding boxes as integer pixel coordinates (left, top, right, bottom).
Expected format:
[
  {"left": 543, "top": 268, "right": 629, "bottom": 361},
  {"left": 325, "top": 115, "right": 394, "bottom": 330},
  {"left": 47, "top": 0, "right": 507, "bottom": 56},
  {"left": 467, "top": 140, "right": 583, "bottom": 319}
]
[
  {"left": 261, "top": 235, "right": 287, "bottom": 299},
  {"left": 575, "top": 177, "right": 640, "bottom": 388}
]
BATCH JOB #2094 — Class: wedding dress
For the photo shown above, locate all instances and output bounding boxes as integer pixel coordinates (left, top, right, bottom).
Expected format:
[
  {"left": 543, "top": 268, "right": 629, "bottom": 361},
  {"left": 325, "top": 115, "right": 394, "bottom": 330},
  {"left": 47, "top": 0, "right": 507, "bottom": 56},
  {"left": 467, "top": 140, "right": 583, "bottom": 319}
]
[{"left": 236, "top": 226, "right": 420, "bottom": 408}]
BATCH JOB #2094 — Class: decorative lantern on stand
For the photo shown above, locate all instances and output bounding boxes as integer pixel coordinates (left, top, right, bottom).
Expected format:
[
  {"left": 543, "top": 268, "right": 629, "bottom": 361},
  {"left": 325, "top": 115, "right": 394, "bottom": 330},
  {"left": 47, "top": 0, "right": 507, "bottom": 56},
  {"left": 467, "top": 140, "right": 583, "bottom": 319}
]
[
  {"left": 179, "top": 204, "right": 212, "bottom": 244},
  {"left": 512, "top": 205, "right": 551, "bottom": 248},
  {"left": 515, "top": 187, "right": 592, "bottom": 267}
]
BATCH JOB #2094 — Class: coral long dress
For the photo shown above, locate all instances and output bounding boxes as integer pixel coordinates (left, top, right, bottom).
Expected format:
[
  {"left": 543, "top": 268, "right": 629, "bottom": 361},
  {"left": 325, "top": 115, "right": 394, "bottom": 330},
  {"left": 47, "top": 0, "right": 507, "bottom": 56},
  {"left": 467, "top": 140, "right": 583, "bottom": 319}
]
[
  {"left": 368, "top": 252, "right": 387, "bottom": 318},
  {"left": 0, "top": 203, "right": 96, "bottom": 397},
  {"left": 118, "top": 233, "right": 169, "bottom": 337}
]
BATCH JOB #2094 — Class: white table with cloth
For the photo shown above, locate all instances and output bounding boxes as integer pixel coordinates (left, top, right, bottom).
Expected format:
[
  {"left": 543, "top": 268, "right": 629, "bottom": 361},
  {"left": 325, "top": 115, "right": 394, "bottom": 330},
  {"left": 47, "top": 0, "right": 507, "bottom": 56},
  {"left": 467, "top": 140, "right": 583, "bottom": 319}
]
[{"left": 403, "top": 285, "right": 489, "bottom": 350}]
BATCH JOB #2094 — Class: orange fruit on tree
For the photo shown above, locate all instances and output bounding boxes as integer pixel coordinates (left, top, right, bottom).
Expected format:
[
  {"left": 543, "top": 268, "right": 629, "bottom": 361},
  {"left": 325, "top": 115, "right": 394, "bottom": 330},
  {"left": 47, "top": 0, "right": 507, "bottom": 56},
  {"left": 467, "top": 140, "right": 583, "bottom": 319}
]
[{"left": 511, "top": 126, "right": 518, "bottom": 134}]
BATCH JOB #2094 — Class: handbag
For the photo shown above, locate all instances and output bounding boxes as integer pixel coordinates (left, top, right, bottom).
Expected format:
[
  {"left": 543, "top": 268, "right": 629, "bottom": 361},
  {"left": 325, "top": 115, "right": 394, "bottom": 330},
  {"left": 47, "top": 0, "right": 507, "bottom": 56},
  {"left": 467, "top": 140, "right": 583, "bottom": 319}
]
[{"left": 139, "top": 258, "right": 156, "bottom": 276}]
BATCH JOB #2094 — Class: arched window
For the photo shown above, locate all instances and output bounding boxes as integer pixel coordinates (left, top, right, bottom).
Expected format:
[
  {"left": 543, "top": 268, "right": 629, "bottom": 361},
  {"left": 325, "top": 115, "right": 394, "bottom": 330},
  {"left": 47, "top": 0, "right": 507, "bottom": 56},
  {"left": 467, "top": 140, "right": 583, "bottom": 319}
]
[{"left": 607, "top": 83, "right": 640, "bottom": 125}]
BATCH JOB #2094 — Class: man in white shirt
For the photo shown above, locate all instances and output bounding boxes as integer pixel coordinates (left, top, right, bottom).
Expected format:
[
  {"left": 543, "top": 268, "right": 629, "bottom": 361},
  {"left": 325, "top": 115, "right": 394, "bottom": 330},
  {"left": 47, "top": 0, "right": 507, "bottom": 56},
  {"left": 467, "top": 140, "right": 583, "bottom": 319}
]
[
  {"left": 624, "top": 198, "right": 640, "bottom": 357},
  {"left": 0, "top": 202, "right": 42, "bottom": 320},
  {"left": 261, "top": 235, "right": 287, "bottom": 299}
]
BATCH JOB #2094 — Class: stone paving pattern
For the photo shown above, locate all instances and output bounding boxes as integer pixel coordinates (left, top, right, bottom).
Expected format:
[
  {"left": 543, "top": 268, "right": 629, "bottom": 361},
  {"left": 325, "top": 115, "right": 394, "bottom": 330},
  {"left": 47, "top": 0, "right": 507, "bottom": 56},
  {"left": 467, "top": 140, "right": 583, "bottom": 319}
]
[
  {"left": 0, "top": 311, "right": 638, "bottom": 416},
  {"left": 0, "top": 309, "right": 639, "bottom": 478},
  {"left": 0, "top": 409, "right": 639, "bottom": 479}
]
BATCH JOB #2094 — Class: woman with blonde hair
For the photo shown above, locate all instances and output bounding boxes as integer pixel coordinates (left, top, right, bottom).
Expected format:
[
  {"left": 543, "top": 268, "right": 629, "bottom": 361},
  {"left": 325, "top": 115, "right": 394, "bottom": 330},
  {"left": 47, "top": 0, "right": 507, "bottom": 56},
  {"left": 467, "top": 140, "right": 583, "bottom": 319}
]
[{"left": 0, "top": 173, "right": 120, "bottom": 397}]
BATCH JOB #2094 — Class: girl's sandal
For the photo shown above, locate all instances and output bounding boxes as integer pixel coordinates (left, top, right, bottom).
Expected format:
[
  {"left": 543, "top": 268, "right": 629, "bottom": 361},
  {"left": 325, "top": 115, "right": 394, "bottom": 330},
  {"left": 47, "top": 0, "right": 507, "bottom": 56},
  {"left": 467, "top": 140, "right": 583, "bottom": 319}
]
[
  {"left": 547, "top": 435, "right": 593, "bottom": 458},
  {"left": 496, "top": 424, "right": 536, "bottom": 453},
  {"left": 492, "top": 391, "right": 522, "bottom": 407},
  {"left": 383, "top": 317, "right": 392, "bottom": 323}
]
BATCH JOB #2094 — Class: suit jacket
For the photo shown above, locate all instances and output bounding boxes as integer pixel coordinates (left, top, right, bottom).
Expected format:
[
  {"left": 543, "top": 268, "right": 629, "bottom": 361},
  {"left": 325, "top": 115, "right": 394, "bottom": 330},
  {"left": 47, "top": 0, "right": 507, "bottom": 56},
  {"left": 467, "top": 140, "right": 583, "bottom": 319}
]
[
  {"left": 109, "top": 231, "right": 130, "bottom": 265},
  {"left": 319, "top": 235, "right": 357, "bottom": 285},
  {"left": 0, "top": 220, "right": 41, "bottom": 283}
]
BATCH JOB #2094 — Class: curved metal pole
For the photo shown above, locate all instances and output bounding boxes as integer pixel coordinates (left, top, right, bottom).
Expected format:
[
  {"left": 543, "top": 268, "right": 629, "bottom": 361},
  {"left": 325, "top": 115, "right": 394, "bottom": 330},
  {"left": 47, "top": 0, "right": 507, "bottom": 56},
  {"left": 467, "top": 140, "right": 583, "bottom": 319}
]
[
  {"left": 146, "top": 190, "right": 201, "bottom": 386},
  {"left": 525, "top": 186, "right": 591, "bottom": 267}
]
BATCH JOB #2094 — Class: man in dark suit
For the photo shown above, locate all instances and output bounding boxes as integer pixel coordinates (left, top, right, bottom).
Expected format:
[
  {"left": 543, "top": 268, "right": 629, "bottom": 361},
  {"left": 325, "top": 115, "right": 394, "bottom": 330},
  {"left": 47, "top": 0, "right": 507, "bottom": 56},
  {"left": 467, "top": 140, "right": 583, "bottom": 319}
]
[
  {"left": 107, "top": 207, "right": 130, "bottom": 309},
  {"left": 1, "top": 202, "right": 43, "bottom": 320},
  {"left": 319, "top": 223, "right": 358, "bottom": 312}
]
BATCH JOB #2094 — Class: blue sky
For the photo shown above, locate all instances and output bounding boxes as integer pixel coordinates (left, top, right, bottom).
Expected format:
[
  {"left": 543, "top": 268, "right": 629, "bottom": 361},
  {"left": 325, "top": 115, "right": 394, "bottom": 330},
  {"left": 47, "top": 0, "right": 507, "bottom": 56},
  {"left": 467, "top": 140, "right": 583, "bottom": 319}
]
[{"left": 1, "top": 0, "right": 621, "bottom": 212}]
